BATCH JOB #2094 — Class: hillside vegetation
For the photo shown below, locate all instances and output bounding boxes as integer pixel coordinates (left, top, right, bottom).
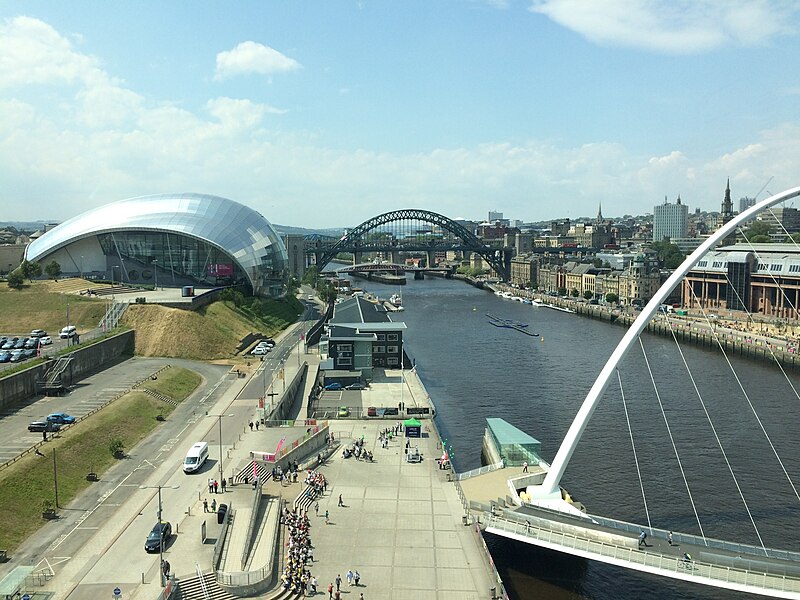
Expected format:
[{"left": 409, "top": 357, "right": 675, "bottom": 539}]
[
  {"left": 0, "top": 279, "right": 107, "bottom": 334},
  {"left": 122, "top": 297, "right": 303, "bottom": 360}
]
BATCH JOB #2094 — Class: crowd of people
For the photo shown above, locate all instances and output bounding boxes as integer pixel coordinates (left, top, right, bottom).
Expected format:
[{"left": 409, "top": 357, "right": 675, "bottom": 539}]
[
  {"left": 280, "top": 506, "right": 316, "bottom": 595},
  {"left": 342, "top": 437, "right": 373, "bottom": 461}
]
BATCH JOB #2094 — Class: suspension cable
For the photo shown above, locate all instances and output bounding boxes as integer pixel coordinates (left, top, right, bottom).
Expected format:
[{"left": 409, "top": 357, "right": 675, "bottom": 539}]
[
  {"left": 664, "top": 301, "right": 768, "bottom": 554},
  {"left": 617, "top": 369, "right": 651, "bottom": 531},
  {"left": 696, "top": 251, "right": 800, "bottom": 504},
  {"left": 638, "top": 337, "right": 707, "bottom": 544}
]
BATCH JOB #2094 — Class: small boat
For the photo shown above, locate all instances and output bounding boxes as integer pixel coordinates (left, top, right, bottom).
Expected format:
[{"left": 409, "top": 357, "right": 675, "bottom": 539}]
[
  {"left": 522, "top": 299, "right": 532, "bottom": 305},
  {"left": 532, "top": 298, "right": 544, "bottom": 307},
  {"left": 389, "top": 294, "right": 403, "bottom": 307}
]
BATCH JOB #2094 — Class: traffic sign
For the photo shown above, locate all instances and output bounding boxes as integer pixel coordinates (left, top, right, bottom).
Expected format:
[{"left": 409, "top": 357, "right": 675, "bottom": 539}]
[
  {"left": 113, "top": 586, "right": 122, "bottom": 599},
  {"left": 22, "top": 594, "right": 30, "bottom": 600}
]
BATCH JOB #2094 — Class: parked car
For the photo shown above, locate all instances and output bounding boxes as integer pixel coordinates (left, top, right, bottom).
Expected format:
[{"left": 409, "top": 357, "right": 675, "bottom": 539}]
[
  {"left": 22, "top": 349, "right": 37, "bottom": 359},
  {"left": 13, "top": 338, "right": 28, "bottom": 349},
  {"left": 324, "top": 382, "right": 342, "bottom": 391},
  {"left": 345, "top": 382, "right": 365, "bottom": 390},
  {"left": 144, "top": 521, "right": 172, "bottom": 553},
  {"left": 0, "top": 351, "right": 11, "bottom": 363},
  {"left": 9, "top": 350, "right": 26, "bottom": 362},
  {"left": 24, "top": 338, "right": 39, "bottom": 349},
  {"left": 1, "top": 340, "right": 15, "bottom": 350},
  {"left": 337, "top": 406, "right": 350, "bottom": 417},
  {"left": 28, "top": 421, "right": 61, "bottom": 433},
  {"left": 60, "top": 325, "right": 77, "bottom": 339},
  {"left": 39, "top": 336, "right": 52, "bottom": 345},
  {"left": 47, "top": 413, "right": 76, "bottom": 425},
  {"left": 251, "top": 346, "right": 270, "bottom": 355},
  {"left": 29, "top": 329, "right": 47, "bottom": 338},
  {"left": 259, "top": 338, "right": 275, "bottom": 347}
]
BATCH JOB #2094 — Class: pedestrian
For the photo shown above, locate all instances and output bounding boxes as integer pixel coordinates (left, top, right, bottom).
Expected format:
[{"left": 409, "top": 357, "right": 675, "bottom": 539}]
[
  {"left": 668, "top": 531, "right": 673, "bottom": 546},
  {"left": 354, "top": 571, "right": 360, "bottom": 586},
  {"left": 522, "top": 461, "right": 528, "bottom": 473},
  {"left": 311, "top": 577, "right": 317, "bottom": 595},
  {"left": 334, "top": 592, "right": 340, "bottom": 600},
  {"left": 335, "top": 574, "right": 342, "bottom": 591},
  {"left": 338, "top": 494, "right": 343, "bottom": 507},
  {"left": 256, "top": 420, "right": 260, "bottom": 431},
  {"left": 638, "top": 530, "right": 647, "bottom": 547},
  {"left": 211, "top": 498, "right": 217, "bottom": 513},
  {"left": 346, "top": 570, "right": 353, "bottom": 586},
  {"left": 208, "top": 478, "right": 214, "bottom": 494},
  {"left": 249, "top": 421, "right": 254, "bottom": 431},
  {"left": 221, "top": 478, "right": 227, "bottom": 492},
  {"left": 328, "top": 582, "right": 333, "bottom": 599},
  {"left": 325, "top": 510, "right": 329, "bottom": 524},
  {"left": 162, "top": 559, "right": 170, "bottom": 578},
  {"left": 359, "top": 594, "right": 364, "bottom": 600},
  {"left": 203, "top": 498, "right": 209, "bottom": 513},
  {"left": 315, "top": 501, "right": 319, "bottom": 516},
  {"left": 213, "top": 480, "right": 219, "bottom": 494}
]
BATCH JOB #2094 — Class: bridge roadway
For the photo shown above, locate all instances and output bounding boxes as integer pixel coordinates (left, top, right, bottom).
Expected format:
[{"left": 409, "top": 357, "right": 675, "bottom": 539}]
[{"left": 458, "top": 466, "right": 800, "bottom": 598}]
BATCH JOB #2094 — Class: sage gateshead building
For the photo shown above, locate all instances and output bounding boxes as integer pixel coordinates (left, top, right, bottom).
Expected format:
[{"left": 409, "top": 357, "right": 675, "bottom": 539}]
[{"left": 25, "top": 194, "right": 288, "bottom": 297}]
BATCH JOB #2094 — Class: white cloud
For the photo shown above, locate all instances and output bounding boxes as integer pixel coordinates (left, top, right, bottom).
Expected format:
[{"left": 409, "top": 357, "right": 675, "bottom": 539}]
[
  {"left": 529, "top": 0, "right": 797, "bottom": 54},
  {"left": 214, "top": 41, "right": 301, "bottom": 80}
]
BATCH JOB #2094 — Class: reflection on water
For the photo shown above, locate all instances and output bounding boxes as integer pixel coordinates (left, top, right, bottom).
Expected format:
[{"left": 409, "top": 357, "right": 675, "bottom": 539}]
[{"left": 351, "top": 276, "right": 800, "bottom": 599}]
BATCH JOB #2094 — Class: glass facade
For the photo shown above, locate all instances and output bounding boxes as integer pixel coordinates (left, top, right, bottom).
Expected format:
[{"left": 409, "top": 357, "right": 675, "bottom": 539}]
[{"left": 25, "top": 193, "right": 288, "bottom": 296}]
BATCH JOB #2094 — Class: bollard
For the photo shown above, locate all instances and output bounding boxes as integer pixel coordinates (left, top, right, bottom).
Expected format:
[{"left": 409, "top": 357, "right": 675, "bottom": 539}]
[
  {"left": 462, "top": 515, "right": 468, "bottom": 526},
  {"left": 142, "top": 572, "right": 145, "bottom": 584},
  {"left": 490, "top": 586, "right": 496, "bottom": 599}
]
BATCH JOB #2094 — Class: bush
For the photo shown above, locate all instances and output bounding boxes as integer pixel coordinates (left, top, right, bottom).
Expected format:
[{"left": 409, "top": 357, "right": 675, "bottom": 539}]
[{"left": 109, "top": 438, "right": 125, "bottom": 457}]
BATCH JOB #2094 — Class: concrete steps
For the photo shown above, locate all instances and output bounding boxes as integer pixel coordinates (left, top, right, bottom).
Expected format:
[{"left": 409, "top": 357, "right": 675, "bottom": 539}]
[{"left": 176, "top": 572, "right": 235, "bottom": 600}]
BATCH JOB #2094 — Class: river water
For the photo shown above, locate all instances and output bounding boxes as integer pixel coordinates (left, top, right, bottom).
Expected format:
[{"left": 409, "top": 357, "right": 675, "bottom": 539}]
[{"left": 349, "top": 276, "right": 800, "bottom": 600}]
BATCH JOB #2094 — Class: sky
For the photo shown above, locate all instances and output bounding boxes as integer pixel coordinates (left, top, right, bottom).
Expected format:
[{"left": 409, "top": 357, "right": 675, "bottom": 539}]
[{"left": 1, "top": 1, "right": 800, "bottom": 228}]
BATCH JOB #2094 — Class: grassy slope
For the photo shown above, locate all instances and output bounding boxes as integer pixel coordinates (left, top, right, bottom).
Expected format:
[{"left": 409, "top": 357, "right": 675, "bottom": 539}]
[
  {"left": 123, "top": 298, "right": 302, "bottom": 360},
  {"left": 0, "top": 366, "right": 199, "bottom": 551},
  {"left": 0, "top": 279, "right": 107, "bottom": 334}
]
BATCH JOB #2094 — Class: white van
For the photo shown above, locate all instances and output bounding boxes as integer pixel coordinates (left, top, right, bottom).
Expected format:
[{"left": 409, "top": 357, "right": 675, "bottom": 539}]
[
  {"left": 183, "top": 442, "right": 209, "bottom": 473},
  {"left": 59, "top": 325, "right": 77, "bottom": 339}
]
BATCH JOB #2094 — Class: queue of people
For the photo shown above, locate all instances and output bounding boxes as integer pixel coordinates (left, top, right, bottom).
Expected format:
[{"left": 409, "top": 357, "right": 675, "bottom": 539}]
[{"left": 280, "top": 507, "right": 315, "bottom": 595}]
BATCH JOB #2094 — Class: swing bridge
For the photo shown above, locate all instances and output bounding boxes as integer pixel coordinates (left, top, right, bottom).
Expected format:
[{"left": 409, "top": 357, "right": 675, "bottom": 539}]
[{"left": 458, "top": 185, "right": 800, "bottom": 598}]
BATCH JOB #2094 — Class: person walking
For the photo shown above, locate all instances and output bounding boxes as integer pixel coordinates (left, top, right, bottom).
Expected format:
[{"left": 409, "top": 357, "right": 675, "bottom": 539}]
[
  {"left": 354, "top": 571, "right": 360, "bottom": 586},
  {"left": 203, "top": 498, "right": 209, "bottom": 513},
  {"left": 221, "top": 478, "right": 227, "bottom": 492},
  {"left": 667, "top": 531, "right": 673, "bottom": 546},
  {"left": 338, "top": 494, "right": 343, "bottom": 507},
  {"left": 213, "top": 480, "right": 219, "bottom": 494},
  {"left": 328, "top": 582, "right": 333, "bottom": 599},
  {"left": 522, "top": 461, "right": 528, "bottom": 473},
  {"left": 325, "top": 510, "right": 329, "bottom": 525},
  {"left": 249, "top": 421, "right": 253, "bottom": 431},
  {"left": 211, "top": 498, "right": 217, "bottom": 513},
  {"left": 335, "top": 574, "right": 342, "bottom": 591},
  {"left": 315, "top": 501, "right": 319, "bottom": 516},
  {"left": 638, "top": 530, "right": 647, "bottom": 547},
  {"left": 208, "top": 478, "right": 214, "bottom": 494}
]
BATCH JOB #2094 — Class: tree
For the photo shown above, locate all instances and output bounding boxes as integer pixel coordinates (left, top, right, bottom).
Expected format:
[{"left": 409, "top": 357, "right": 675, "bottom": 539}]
[
  {"left": 45, "top": 260, "right": 62, "bottom": 281},
  {"left": 6, "top": 270, "right": 24, "bottom": 289},
  {"left": 557, "top": 287, "right": 567, "bottom": 297},
  {"left": 302, "top": 265, "right": 318, "bottom": 285},
  {"left": 570, "top": 288, "right": 580, "bottom": 298},
  {"left": 742, "top": 220, "right": 772, "bottom": 243},
  {"left": 583, "top": 290, "right": 594, "bottom": 300},
  {"left": 592, "top": 258, "right": 603, "bottom": 268},
  {"left": 605, "top": 292, "right": 619, "bottom": 304},
  {"left": 20, "top": 259, "right": 42, "bottom": 282},
  {"left": 650, "top": 241, "right": 685, "bottom": 269}
]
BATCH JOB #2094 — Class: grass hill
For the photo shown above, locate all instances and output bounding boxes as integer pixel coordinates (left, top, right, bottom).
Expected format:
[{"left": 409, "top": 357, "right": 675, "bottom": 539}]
[
  {"left": 122, "top": 297, "right": 303, "bottom": 360},
  {"left": 0, "top": 279, "right": 107, "bottom": 334}
]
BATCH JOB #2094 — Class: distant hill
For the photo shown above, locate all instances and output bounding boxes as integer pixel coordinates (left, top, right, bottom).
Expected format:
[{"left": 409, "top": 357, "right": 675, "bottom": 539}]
[{"left": 273, "top": 224, "right": 344, "bottom": 238}]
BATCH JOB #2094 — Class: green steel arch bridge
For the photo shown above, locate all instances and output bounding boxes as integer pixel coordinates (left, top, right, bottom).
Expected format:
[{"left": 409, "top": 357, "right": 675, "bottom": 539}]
[{"left": 305, "top": 209, "right": 514, "bottom": 281}]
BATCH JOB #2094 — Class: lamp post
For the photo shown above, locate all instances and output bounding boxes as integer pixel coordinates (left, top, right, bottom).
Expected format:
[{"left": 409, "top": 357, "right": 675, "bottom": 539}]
[
  {"left": 139, "top": 484, "right": 179, "bottom": 587},
  {"left": 206, "top": 413, "right": 234, "bottom": 481},
  {"left": 153, "top": 259, "right": 158, "bottom": 290},
  {"left": 53, "top": 448, "right": 59, "bottom": 508},
  {"left": 80, "top": 255, "right": 83, "bottom": 279}
]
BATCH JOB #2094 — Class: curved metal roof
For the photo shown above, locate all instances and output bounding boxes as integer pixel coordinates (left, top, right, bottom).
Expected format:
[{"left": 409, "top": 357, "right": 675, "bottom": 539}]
[{"left": 26, "top": 193, "right": 287, "bottom": 289}]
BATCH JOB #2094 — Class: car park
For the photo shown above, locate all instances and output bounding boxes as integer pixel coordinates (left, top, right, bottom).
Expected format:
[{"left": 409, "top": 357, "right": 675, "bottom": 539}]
[
  {"left": 345, "top": 382, "right": 365, "bottom": 390},
  {"left": 47, "top": 413, "right": 76, "bottom": 425},
  {"left": 144, "top": 521, "right": 172, "bottom": 553},
  {"left": 28, "top": 421, "right": 61, "bottom": 433},
  {"left": 324, "top": 382, "right": 342, "bottom": 391},
  {"left": 39, "top": 336, "right": 52, "bottom": 345}
]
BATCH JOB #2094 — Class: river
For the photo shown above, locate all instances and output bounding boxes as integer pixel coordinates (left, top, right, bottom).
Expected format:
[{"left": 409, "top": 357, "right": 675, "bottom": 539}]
[{"left": 348, "top": 275, "right": 800, "bottom": 600}]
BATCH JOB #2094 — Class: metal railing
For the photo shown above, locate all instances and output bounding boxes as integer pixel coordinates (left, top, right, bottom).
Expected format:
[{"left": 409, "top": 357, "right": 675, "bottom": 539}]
[
  {"left": 486, "top": 514, "right": 800, "bottom": 595},
  {"left": 455, "top": 461, "right": 504, "bottom": 481}
]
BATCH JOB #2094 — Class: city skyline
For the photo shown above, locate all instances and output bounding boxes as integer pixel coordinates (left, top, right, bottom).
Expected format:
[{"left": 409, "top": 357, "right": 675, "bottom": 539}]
[{"left": 1, "top": 1, "right": 799, "bottom": 227}]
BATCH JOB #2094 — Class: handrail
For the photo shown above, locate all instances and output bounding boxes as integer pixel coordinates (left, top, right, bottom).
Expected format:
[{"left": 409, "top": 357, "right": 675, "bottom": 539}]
[
  {"left": 486, "top": 514, "right": 800, "bottom": 595},
  {"left": 455, "top": 461, "right": 504, "bottom": 481},
  {"left": 195, "top": 562, "right": 210, "bottom": 600}
]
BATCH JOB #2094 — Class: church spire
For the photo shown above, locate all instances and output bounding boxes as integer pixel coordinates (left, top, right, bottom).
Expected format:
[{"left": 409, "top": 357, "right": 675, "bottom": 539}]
[
  {"left": 721, "top": 178, "right": 733, "bottom": 217},
  {"left": 597, "top": 203, "right": 603, "bottom": 223}
]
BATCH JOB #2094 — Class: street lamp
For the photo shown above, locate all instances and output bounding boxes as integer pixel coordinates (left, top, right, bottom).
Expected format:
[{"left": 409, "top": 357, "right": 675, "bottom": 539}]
[
  {"left": 206, "top": 413, "right": 235, "bottom": 481},
  {"left": 139, "top": 484, "right": 179, "bottom": 587},
  {"left": 153, "top": 259, "right": 158, "bottom": 290}
]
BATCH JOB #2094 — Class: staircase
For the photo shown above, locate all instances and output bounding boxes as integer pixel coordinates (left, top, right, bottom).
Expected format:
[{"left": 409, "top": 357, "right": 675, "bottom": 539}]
[
  {"left": 175, "top": 572, "right": 235, "bottom": 600},
  {"left": 39, "top": 357, "right": 73, "bottom": 394},
  {"left": 141, "top": 388, "right": 178, "bottom": 406},
  {"left": 232, "top": 461, "right": 271, "bottom": 485}
]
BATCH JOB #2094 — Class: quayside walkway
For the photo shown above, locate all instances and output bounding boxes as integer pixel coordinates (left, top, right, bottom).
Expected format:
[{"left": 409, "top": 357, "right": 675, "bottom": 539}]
[{"left": 480, "top": 504, "right": 800, "bottom": 599}]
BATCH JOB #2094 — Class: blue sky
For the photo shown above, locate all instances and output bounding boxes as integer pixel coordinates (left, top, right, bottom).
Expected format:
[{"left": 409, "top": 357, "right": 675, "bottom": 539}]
[{"left": 1, "top": 1, "right": 799, "bottom": 227}]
